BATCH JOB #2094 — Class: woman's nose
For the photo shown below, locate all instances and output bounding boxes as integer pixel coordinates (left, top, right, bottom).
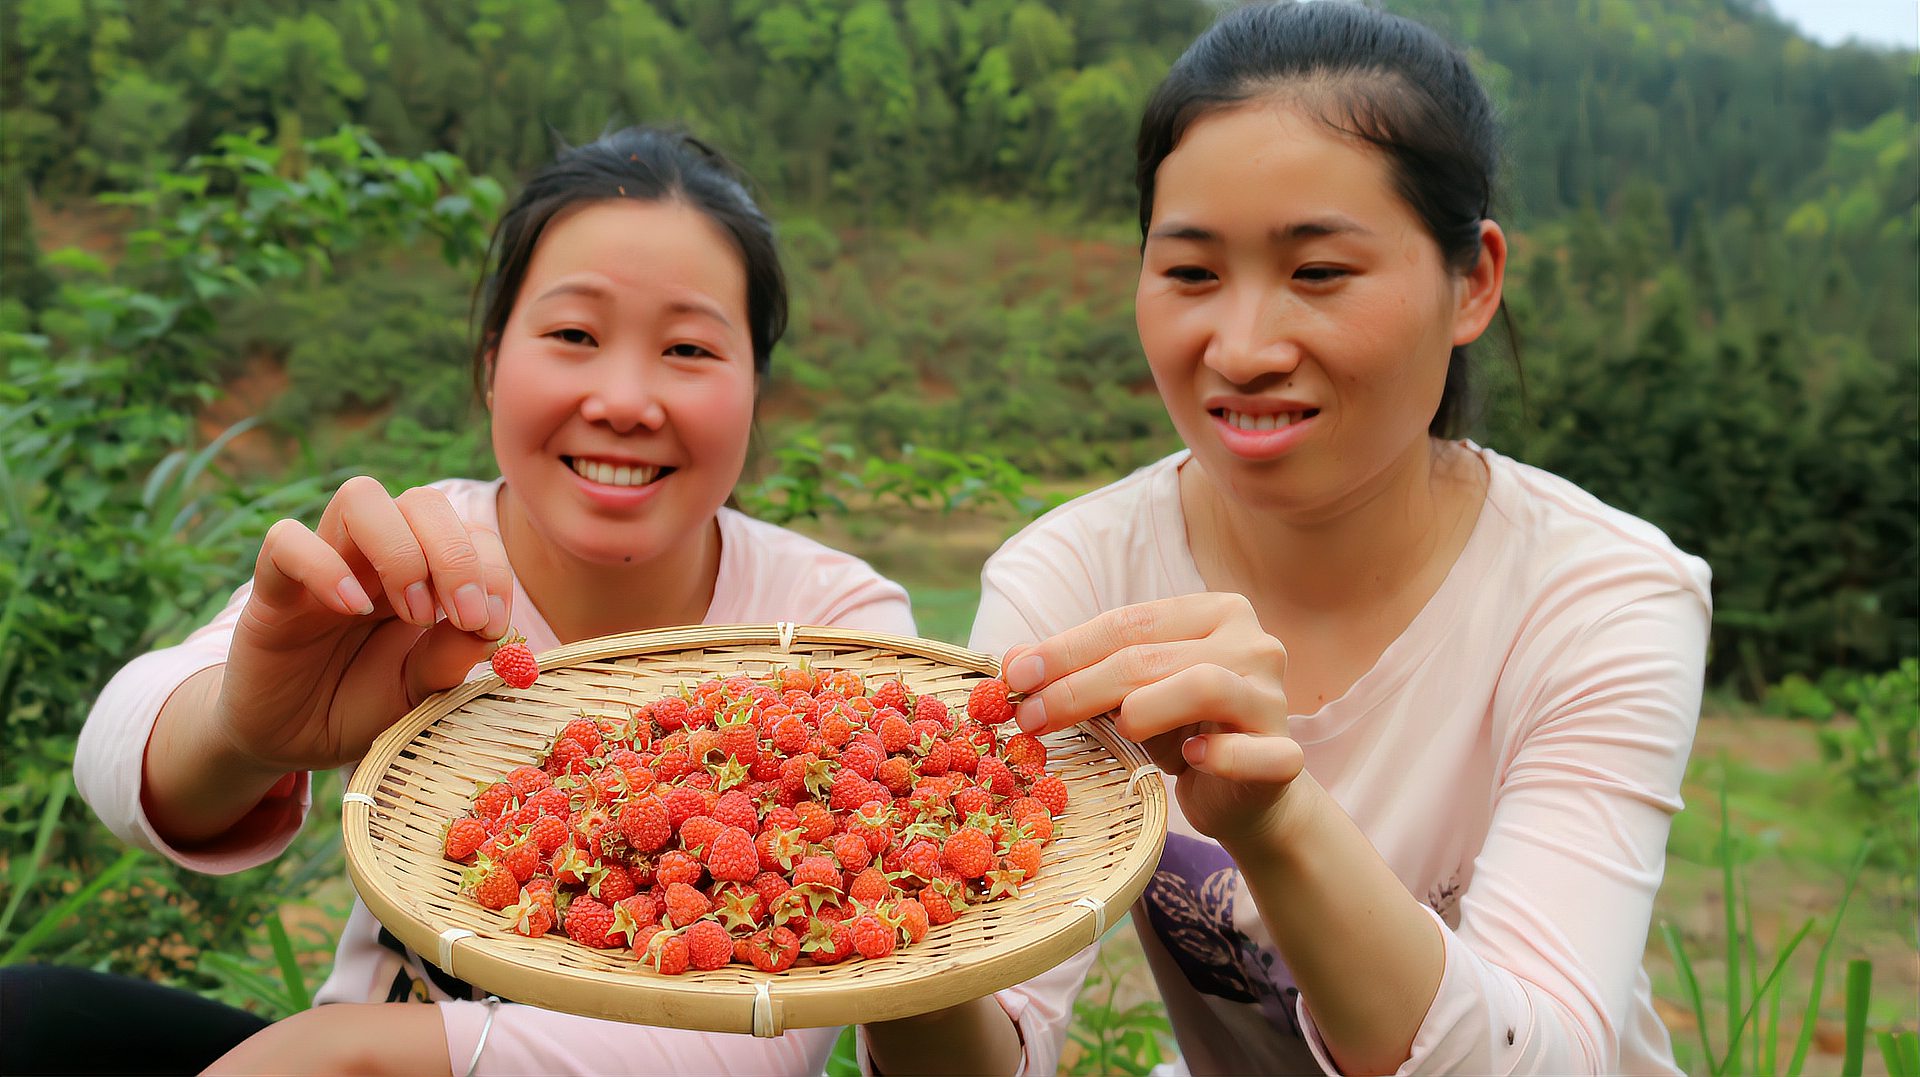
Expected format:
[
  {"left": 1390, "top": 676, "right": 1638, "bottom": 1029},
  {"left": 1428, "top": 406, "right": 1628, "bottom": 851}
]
[
  {"left": 1205, "top": 287, "right": 1302, "bottom": 386},
  {"left": 577, "top": 355, "right": 668, "bottom": 432}
]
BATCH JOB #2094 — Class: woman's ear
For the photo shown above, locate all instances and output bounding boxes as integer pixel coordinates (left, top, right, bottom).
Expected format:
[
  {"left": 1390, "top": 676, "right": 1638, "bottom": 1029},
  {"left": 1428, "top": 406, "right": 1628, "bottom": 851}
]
[{"left": 1451, "top": 219, "right": 1507, "bottom": 348}]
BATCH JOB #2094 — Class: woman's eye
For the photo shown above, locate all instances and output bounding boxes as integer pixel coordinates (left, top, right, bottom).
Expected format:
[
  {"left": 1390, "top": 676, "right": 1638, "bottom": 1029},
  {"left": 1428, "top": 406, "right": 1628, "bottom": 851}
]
[
  {"left": 1295, "top": 265, "right": 1349, "bottom": 283},
  {"left": 665, "top": 343, "right": 718, "bottom": 359},
  {"left": 549, "top": 328, "right": 597, "bottom": 346},
  {"left": 1166, "top": 265, "right": 1216, "bottom": 284}
]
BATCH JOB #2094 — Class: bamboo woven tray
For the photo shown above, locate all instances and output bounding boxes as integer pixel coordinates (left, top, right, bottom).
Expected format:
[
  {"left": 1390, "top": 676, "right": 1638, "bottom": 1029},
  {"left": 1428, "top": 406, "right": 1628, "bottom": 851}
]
[{"left": 343, "top": 623, "right": 1169, "bottom": 1036}]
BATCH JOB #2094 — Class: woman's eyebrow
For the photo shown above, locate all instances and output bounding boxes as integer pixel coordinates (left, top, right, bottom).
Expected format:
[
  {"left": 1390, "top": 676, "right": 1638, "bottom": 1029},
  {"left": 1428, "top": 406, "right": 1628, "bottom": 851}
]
[
  {"left": 529, "top": 282, "right": 734, "bottom": 330},
  {"left": 1147, "top": 215, "right": 1374, "bottom": 243}
]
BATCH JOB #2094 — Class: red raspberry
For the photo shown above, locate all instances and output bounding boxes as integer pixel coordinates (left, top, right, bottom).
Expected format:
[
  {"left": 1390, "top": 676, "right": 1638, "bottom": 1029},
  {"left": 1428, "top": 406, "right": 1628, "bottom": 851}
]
[
  {"left": 547, "top": 737, "right": 589, "bottom": 776},
  {"left": 946, "top": 737, "right": 978, "bottom": 776},
  {"left": 653, "top": 696, "right": 690, "bottom": 731},
  {"left": 685, "top": 920, "right": 734, "bottom": 971},
  {"left": 610, "top": 894, "right": 661, "bottom": 944},
  {"left": 967, "top": 678, "right": 1013, "bottom": 726},
  {"left": 894, "top": 898, "right": 930, "bottom": 943},
  {"left": 663, "top": 881, "right": 714, "bottom": 928},
  {"left": 655, "top": 849, "right": 704, "bottom": 888},
  {"left": 497, "top": 837, "right": 541, "bottom": 882},
  {"left": 559, "top": 717, "right": 601, "bottom": 751},
  {"left": 473, "top": 782, "right": 512, "bottom": 818},
  {"left": 850, "top": 914, "right": 896, "bottom": 959},
  {"left": 790, "top": 855, "right": 844, "bottom": 893},
  {"left": 444, "top": 817, "right": 487, "bottom": 861},
  {"left": 870, "top": 679, "right": 911, "bottom": 715},
  {"left": 900, "top": 840, "right": 941, "bottom": 882},
  {"left": 953, "top": 784, "right": 992, "bottom": 819},
  {"left": 875, "top": 756, "right": 916, "bottom": 796},
  {"left": 753, "top": 871, "right": 792, "bottom": 912},
  {"left": 504, "top": 888, "right": 556, "bottom": 937},
  {"left": 707, "top": 826, "right": 759, "bottom": 883},
  {"left": 528, "top": 786, "right": 573, "bottom": 818},
  {"left": 648, "top": 933, "right": 691, "bottom": 975},
  {"left": 564, "top": 895, "right": 617, "bottom": 948},
  {"left": 590, "top": 862, "right": 635, "bottom": 903},
  {"left": 829, "top": 770, "right": 876, "bottom": 813},
  {"left": 1030, "top": 774, "right": 1069, "bottom": 817},
  {"left": 466, "top": 861, "right": 519, "bottom": 910},
  {"left": 1005, "top": 839, "right": 1043, "bottom": 881},
  {"left": 712, "top": 790, "right": 758, "bottom": 833},
  {"left": 919, "top": 884, "right": 963, "bottom": 925},
  {"left": 801, "top": 917, "right": 854, "bottom": 965},
  {"left": 713, "top": 883, "right": 768, "bottom": 932},
  {"left": 506, "top": 765, "right": 553, "bottom": 797},
  {"left": 740, "top": 926, "right": 801, "bottom": 972},
  {"left": 1001, "top": 732, "right": 1046, "bottom": 771},
  {"left": 679, "top": 814, "right": 724, "bottom": 856},
  {"left": 490, "top": 641, "right": 540, "bottom": 689},
  {"left": 664, "top": 786, "right": 707, "bottom": 829},
  {"left": 848, "top": 867, "right": 892, "bottom": 907},
  {"left": 549, "top": 841, "right": 594, "bottom": 886},
  {"left": 651, "top": 748, "right": 693, "bottom": 784},
  {"left": 975, "top": 756, "right": 1018, "bottom": 798},
  {"left": 829, "top": 831, "right": 874, "bottom": 874},
  {"left": 941, "top": 827, "right": 994, "bottom": 879},
  {"left": 526, "top": 815, "right": 569, "bottom": 855},
  {"left": 756, "top": 826, "right": 807, "bottom": 874},
  {"left": 794, "top": 801, "right": 834, "bottom": 844},
  {"left": 913, "top": 695, "right": 951, "bottom": 729},
  {"left": 769, "top": 715, "right": 808, "bottom": 756},
  {"left": 619, "top": 795, "right": 671, "bottom": 852}
]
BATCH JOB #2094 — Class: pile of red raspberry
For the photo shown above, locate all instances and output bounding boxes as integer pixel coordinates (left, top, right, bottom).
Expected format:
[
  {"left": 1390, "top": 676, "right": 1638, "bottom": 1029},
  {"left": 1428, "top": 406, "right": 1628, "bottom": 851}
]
[{"left": 442, "top": 668, "right": 1066, "bottom": 974}]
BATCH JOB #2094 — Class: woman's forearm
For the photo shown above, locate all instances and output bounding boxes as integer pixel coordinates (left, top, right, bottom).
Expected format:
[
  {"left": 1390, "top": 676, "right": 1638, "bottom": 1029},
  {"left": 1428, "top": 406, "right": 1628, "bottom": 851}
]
[
  {"left": 862, "top": 994, "right": 1022, "bottom": 1076},
  {"left": 1226, "top": 772, "right": 1445, "bottom": 1075},
  {"left": 140, "top": 664, "right": 289, "bottom": 846}
]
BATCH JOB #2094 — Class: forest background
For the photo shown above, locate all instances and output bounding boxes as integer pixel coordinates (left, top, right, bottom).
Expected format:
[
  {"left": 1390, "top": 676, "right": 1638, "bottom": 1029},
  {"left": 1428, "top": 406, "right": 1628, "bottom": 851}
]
[{"left": 2, "top": 1, "right": 1915, "bottom": 1072}]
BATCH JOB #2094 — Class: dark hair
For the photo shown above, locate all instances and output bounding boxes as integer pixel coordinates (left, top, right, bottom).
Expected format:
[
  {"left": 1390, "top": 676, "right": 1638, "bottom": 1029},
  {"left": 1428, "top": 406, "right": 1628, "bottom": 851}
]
[
  {"left": 471, "top": 125, "right": 788, "bottom": 397},
  {"left": 1135, "top": 0, "right": 1513, "bottom": 437}
]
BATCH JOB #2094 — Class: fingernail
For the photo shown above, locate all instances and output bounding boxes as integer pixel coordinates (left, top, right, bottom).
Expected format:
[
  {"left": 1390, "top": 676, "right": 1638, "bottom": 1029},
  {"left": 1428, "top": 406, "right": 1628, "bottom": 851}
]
[
  {"left": 1183, "top": 735, "right": 1207, "bottom": 767},
  {"left": 1006, "top": 653, "right": 1045, "bottom": 693},
  {"left": 404, "top": 582, "right": 434, "bottom": 625},
  {"left": 454, "top": 583, "right": 487, "bottom": 632},
  {"left": 484, "top": 595, "right": 509, "bottom": 640},
  {"left": 336, "top": 577, "right": 374, "bottom": 615},
  {"left": 1015, "top": 696, "right": 1047, "bottom": 734}
]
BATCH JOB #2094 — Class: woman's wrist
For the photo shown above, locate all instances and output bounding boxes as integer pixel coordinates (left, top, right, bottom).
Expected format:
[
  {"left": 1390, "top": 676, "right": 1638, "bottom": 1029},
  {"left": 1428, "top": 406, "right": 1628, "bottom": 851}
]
[
  {"left": 143, "top": 665, "right": 293, "bottom": 846},
  {"left": 862, "top": 994, "right": 1022, "bottom": 1076}
]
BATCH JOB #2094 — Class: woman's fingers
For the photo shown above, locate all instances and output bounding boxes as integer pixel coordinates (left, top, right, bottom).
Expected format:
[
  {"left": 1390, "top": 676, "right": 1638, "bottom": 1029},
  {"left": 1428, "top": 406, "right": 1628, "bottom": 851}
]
[
  {"left": 253, "top": 518, "right": 374, "bottom": 617},
  {"left": 402, "top": 619, "right": 500, "bottom": 709},
  {"left": 1012, "top": 613, "right": 1287, "bottom": 736},
  {"left": 1182, "top": 730, "right": 1306, "bottom": 786},
  {"left": 393, "top": 486, "right": 492, "bottom": 634},
  {"left": 1113, "top": 662, "right": 1288, "bottom": 745},
  {"left": 468, "top": 527, "right": 513, "bottom": 641},
  {"left": 1004, "top": 594, "right": 1256, "bottom": 696},
  {"left": 318, "top": 476, "right": 434, "bottom": 626}
]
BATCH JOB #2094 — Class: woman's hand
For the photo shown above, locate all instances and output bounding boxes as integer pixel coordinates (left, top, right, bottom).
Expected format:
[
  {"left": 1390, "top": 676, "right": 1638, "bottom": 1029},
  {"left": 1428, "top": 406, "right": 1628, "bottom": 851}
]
[
  {"left": 1003, "top": 593, "right": 1304, "bottom": 847},
  {"left": 214, "top": 476, "right": 514, "bottom": 775}
]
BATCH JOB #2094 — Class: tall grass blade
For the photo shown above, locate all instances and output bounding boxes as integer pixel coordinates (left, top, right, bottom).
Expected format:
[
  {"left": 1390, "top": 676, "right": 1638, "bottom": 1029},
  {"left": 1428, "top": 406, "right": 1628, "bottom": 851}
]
[
  {"left": 1662, "top": 920, "right": 1716, "bottom": 1067},
  {"left": 1841, "top": 958, "right": 1871, "bottom": 1077},
  {"left": 0, "top": 849, "right": 142, "bottom": 964},
  {"left": 1786, "top": 843, "right": 1870, "bottom": 1076},
  {"left": 0, "top": 773, "right": 71, "bottom": 942}
]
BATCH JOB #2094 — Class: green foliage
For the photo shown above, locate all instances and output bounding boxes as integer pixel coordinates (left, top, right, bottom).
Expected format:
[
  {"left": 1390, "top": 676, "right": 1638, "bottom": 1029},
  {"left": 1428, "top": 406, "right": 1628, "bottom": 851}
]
[
  {"left": 1767, "top": 661, "right": 1919, "bottom": 856},
  {"left": 1659, "top": 784, "right": 1874, "bottom": 1077},
  {"left": 1065, "top": 920, "right": 1174, "bottom": 1076},
  {"left": 0, "top": 126, "right": 497, "bottom": 978}
]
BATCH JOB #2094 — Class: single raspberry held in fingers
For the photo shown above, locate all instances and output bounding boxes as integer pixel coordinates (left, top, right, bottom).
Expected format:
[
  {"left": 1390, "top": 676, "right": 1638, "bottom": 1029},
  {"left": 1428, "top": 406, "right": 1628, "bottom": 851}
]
[
  {"left": 967, "top": 678, "right": 1013, "bottom": 725},
  {"left": 491, "top": 633, "right": 540, "bottom": 689}
]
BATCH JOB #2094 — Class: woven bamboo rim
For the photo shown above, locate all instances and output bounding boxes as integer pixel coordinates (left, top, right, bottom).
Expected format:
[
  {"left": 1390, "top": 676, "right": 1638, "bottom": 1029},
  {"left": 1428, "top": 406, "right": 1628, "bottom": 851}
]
[{"left": 344, "top": 623, "right": 1169, "bottom": 1036}]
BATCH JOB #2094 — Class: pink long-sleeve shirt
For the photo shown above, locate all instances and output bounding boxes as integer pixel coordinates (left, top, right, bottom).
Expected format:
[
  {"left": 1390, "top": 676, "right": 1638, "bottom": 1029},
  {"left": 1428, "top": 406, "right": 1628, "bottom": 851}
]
[
  {"left": 968, "top": 445, "right": 1711, "bottom": 1076},
  {"left": 75, "top": 478, "right": 1076, "bottom": 1076}
]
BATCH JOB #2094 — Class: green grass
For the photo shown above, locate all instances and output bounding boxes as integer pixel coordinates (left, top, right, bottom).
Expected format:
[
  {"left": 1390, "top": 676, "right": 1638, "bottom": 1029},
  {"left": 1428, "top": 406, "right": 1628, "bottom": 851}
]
[{"left": 909, "top": 586, "right": 981, "bottom": 647}]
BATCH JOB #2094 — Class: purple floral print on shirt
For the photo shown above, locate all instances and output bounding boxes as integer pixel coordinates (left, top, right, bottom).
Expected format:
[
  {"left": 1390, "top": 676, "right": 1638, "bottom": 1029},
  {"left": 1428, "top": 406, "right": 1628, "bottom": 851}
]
[{"left": 1142, "top": 832, "right": 1303, "bottom": 1037}]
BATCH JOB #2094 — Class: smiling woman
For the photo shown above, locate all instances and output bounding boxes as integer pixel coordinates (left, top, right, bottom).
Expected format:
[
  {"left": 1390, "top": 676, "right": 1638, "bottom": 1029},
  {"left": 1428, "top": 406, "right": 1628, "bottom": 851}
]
[
  {"left": 32, "top": 125, "right": 1065, "bottom": 1077},
  {"left": 970, "top": 3, "right": 1711, "bottom": 1075}
]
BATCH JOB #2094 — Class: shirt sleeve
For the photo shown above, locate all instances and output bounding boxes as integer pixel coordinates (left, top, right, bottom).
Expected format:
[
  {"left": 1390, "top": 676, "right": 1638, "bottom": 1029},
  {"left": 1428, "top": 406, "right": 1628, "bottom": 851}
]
[
  {"left": 72, "top": 580, "right": 313, "bottom": 876},
  {"left": 1297, "top": 584, "right": 1708, "bottom": 1075},
  {"left": 441, "top": 1000, "right": 842, "bottom": 1077}
]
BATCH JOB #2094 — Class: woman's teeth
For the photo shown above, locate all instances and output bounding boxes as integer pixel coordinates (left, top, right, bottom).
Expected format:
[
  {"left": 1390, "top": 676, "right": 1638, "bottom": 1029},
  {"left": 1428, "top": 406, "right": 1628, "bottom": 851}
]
[
  {"left": 1220, "top": 409, "right": 1308, "bottom": 432},
  {"left": 569, "top": 458, "right": 660, "bottom": 487}
]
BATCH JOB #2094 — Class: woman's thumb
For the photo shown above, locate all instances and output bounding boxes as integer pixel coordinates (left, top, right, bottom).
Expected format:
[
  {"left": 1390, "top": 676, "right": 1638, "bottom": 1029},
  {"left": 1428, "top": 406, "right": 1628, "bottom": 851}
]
[{"left": 403, "top": 620, "right": 499, "bottom": 709}]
